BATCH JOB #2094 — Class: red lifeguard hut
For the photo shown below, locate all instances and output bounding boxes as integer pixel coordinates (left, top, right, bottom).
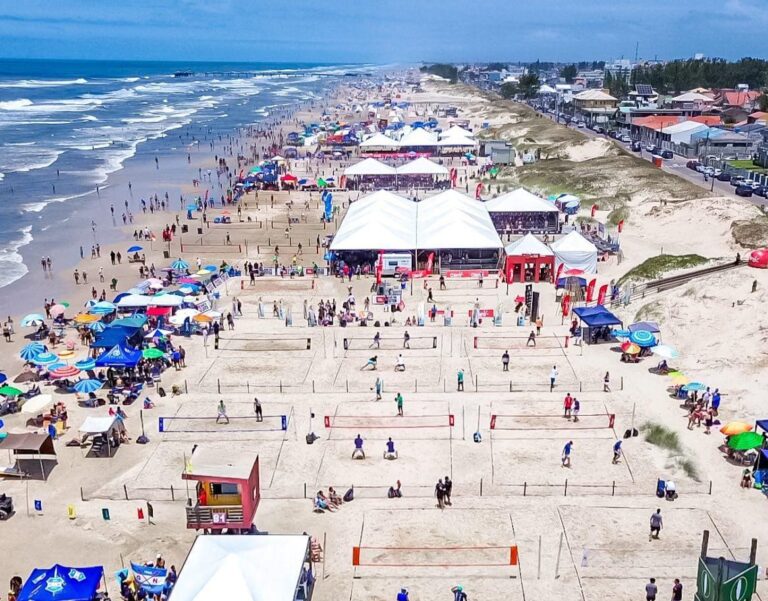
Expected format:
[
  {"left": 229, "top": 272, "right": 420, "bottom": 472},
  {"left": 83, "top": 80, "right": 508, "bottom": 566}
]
[{"left": 182, "top": 447, "right": 260, "bottom": 533}]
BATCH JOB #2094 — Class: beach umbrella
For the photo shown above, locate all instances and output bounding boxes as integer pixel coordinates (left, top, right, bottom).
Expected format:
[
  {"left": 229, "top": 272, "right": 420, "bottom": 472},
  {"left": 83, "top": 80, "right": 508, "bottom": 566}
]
[
  {"left": 629, "top": 330, "right": 656, "bottom": 347},
  {"left": 196, "top": 269, "right": 212, "bottom": 276},
  {"left": 21, "top": 314, "right": 45, "bottom": 327},
  {"left": 49, "top": 304, "right": 67, "bottom": 317},
  {"left": 0, "top": 385, "right": 23, "bottom": 397},
  {"left": 149, "top": 281, "right": 164, "bottom": 290},
  {"left": 145, "top": 328, "right": 172, "bottom": 339},
  {"left": 127, "top": 245, "right": 143, "bottom": 253},
  {"left": 75, "top": 358, "right": 97, "bottom": 370},
  {"left": 612, "top": 329, "right": 631, "bottom": 339},
  {"left": 620, "top": 341, "right": 641, "bottom": 355},
  {"left": 204, "top": 310, "right": 222, "bottom": 319},
  {"left": 669, "top": 374, "right": 690, "bottom": 386},
  {"left": 720, "top": 422, "right": 753, "bottom": 436},
  {"left": 652, "top": 345, "right": 679, "bottom": 359},
  {"left": 21, "top": 394, "right": 52, "bottom": 415},
  {"left": 74, "top": 313, "right": 100, "bottom": 324},
  {"left": 89, "top": 321, "right": 106, "bottom": 333},
  {"left": 171, "top": 259, "right": 189, "bottom": 270},
  {"left": 142, "top": 348, "right": 165, "bottom": 360},
  {"left": 31, "top": 352, "right": 58, "bottom": 366},
  {"left": 0, "top": 374, "right": 6, "bottom": 385},
  {"left": 19, "top": 343, "right": 45, "bottom": 361},
  {"left": 193, "top": 314, "right": 213, "bottom": 323},
  {"left": 50, "top": 365, "right": 80, "bottom": 380},
  {"left": 175, "top": 308, "right": 200, "bottom": 320},
  {"left": 186, "top": 203, "right": 198, "bottom": 211},
  {"left": 728, "top": 431, "right": 764, "bottom": 451},
  {"left": 46, "top": 362, "right": 67, "bottom": 371},
  {"left": 178, "top": 277, "right": 198, "bottom": 285},
  {"left": 204, "top": 265, "right": 217, "bottom": 272},
  {"left": 13, "top": 371, "right": 39, "bottom": 383},
  {"left": 90, "top": 301, "right": 116, "bottom": 315},
  {"left": 73, "top": 379, "right": 104, "bottom": 394},
  {"left": 682, "top": 381, "right": 707, "bottom": 392}
]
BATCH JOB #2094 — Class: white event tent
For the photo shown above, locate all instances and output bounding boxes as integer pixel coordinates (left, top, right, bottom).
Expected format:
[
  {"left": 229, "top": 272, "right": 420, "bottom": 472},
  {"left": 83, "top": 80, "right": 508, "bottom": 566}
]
[
  {"left": 343, "top": 158, "right": 396, "bottom": 176},
  {"left": 485, "top": 188, "right": 560, "bottom": 213},
  {"left": 170, "top": 535, "right": 312, "bottom": 601},
  {"left": 330, "top": 191, "right": 417, "bottom": 250},
  {"left": 551, "top": 230, "right": 598, "bottom": 273},
  {"left": 504, "top": 232, "right": 555, "bottom": 257},
  {"left": 359, "top": 132, "right": 400, "bottom": 150},
  {"left": 437, "top": 135, "right": 477, "bottom": 147},
  {"left": 439, "top": 125, "right": 474, "bottom": 139},
  {"left": 418, "top": 190, "right": 502, "bottom": 249},
  {"left": 395, "top": 157, "right": 449, "bottom": 175},
  {"left": 398, "top": 128, "right": 439, "bottom": 148}
]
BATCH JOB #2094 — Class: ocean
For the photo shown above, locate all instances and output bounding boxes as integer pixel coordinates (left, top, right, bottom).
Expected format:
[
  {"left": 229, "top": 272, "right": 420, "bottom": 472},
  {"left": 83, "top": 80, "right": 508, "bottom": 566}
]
[{"left": 0, "top": 58, "right": 361, "bottom": 293}]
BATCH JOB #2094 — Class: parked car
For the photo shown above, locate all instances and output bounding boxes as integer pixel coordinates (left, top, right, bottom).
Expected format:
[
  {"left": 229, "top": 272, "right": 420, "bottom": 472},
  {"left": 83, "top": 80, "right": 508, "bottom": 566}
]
[
  {"left": 686, "top": 160, "right": 700, "bottom": 170},
  {"left": 753, "top": 186, "right": 768, "bottom": 198},
  {"left": 735, "top": 184, "right": 754, "bottom": 197},
  {"left": 631, "top": 141, "right": 642, "bottom": 152},
  {"left": 576, "top": 121, "right": 586, "bottom": 128},
  {"left": 716, "top": 171, "right": 732, "bottom": 181},
  {"left": 730, "top": 175, "right": 746, "bottom": 186},
  {"left": 660, "top": 150, "right": 674, "bottom": 159},
  {"left": 619, "top": 134, "right": 632, "bottom": 143},
  {"left": 593, "top": 126, "right": 604, "bottom": 134},
  {"left": 645, "top": 143, "right": 656, "bottom": 152},
  {"left": 748, "top": 180, "right": 763, "bottom": 190},
  {"left": 695, "top": 164, "right": 707, "bottom": 173}
]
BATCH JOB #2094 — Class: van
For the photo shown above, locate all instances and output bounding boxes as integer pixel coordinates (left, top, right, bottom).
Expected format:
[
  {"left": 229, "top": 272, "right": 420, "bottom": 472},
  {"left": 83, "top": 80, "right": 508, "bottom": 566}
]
[{"left": 380, "top": 253, "right": 413, "bottom": 276}]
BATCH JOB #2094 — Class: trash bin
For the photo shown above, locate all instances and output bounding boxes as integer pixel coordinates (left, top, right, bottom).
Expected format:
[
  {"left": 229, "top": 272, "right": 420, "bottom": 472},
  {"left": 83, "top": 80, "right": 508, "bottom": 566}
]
[
  {"left": 163, "top": 250, "right": 170, "bottom": 259},
  {"left": 196, "top": 227, "right": 203, "bottom": 235},
  {"left": 181, "top": 224, "right": 188, "bottom": 233}
]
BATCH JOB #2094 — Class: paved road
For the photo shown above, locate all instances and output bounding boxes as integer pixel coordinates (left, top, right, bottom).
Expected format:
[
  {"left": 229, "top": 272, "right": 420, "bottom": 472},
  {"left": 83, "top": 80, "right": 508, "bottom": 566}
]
[{"left": 535, "top": 109, "right": 768, "bottom": 207}]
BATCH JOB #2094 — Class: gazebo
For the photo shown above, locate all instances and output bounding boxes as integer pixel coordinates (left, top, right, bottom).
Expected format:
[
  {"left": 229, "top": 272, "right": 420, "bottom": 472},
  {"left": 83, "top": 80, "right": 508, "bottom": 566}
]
[
  {"left": 485, "top": 189, "right": 560, "bottom": 238},
  {"left": 503, "top": 233, "right": 555, "bottom": 283}
]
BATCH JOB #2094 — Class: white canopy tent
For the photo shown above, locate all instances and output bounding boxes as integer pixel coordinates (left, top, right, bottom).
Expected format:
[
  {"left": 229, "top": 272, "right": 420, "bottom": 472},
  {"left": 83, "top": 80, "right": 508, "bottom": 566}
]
[
  {"left": 398, "top": 128, "right": 439, "bottom": 148},
  {"left": 170, "top": 535, "right": 311, "bottom": 601},
  {"left": 551, "top": 230, "right": 598, "bottom": 274},
  {"left": 504, "top": 233, "right": 555, "bottom": 256},
  {"left": 439, "top": 125, "right": 474, "bottom": 139},
  {"left": 343, "top": 158, "right": 396, "bottom": 176},
  {"left": 359, "top": 132, "right": 400, "bottom": 150},
  {"left": 485, "top": 189, "right": 560, "bottom": 213},
  {"left": 437, "top": 135, "right": 477, "bottom": 147},
  {"left": 330, "top": 191, "right": 417, "bottom": 251},
  {"left": 418, "top": 190, "right": 502, "bottom": 250},
  {"left": 395, "top": 157, "right": 449, "bottom": 175},
  {"left": 116, "top": 294, "right": 183, "bottom": 308}
]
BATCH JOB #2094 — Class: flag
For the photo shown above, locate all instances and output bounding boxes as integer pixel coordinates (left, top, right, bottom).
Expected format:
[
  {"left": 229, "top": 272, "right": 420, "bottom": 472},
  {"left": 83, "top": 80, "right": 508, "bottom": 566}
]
[
  {"left": 617, "top": 219, "right": 624, "bottom": 233},
  {"left": 597, "top": 284, "right": 608, "bottom": 305},
  {"left": 555, "top": 263, "right": 564, "bottom": 282},
  {"left": 586, "top": 279, "right": 596, "bottom": 303},
  {"left": 131, "top": 563, "right": 167, "bottom": 595},
  {"left": 561, "top": 294, "right": 571, "bottom": 316}
]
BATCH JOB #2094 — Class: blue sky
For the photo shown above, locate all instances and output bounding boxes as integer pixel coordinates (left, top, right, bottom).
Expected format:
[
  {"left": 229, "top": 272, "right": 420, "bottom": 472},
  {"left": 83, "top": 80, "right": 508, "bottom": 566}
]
[{"left": 1, "top": 0, "right": 767, "bottom": 63}]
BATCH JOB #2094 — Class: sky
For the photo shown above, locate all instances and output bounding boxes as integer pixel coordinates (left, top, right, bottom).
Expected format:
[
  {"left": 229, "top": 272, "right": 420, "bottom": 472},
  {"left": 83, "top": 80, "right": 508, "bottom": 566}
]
[{"left": 1, "top": 0, "right": 767, "bottom": 64}]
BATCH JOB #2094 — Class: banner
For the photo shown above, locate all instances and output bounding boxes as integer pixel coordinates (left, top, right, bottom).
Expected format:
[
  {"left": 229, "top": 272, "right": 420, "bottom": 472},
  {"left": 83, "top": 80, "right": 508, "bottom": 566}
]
[
  {"left": 617, "top": 219, "right": 624, "bottom": 233},
  {"left": 561, "top": 294, "right": 571, "bottom": 317},
  {"left": 131, "top": 563, "right": 167, "bottom": 595},
  {"left": 597, "top": 284, "right": 608, "bottom": 305},
  {"left": 586, "top": 279, "right": 596, "bottom": 303},
  {"left": 555, "top": 262, "right": 564, "bottom": 282}
]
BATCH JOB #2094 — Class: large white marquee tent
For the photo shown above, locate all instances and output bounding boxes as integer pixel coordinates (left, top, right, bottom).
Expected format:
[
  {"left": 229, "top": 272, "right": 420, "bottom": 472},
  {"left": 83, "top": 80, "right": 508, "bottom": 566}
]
[
  {"left": 551, "top": 230, "right": 598, "bottom": 273},
  {"left": 485, "top": 188, "right": 560, "bottom": 214}
]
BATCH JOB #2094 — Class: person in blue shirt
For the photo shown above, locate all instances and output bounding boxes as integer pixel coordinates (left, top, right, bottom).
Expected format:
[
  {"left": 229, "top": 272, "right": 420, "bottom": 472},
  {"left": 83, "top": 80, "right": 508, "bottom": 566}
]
[
  {"left": 352, "top": 434, "right": 365, "bottom": 459},
  {"left": 562, "top": 440, "right": 573, "bottom": 467},
  {"left": 396, "top": 588, "right": 409, "bottom": 601},
  {"left": 612, "top": 440, "right": 623, "bottom": 464},
  {"left": 384, "top": 437, "right": 397, "bottom": 459},
  {"left": 711, "top": 388, "right": 721, "bottom": 415}
]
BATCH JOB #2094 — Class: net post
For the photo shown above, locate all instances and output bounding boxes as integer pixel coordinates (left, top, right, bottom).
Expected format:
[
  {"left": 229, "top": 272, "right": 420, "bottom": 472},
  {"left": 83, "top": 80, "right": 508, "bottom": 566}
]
[
  {"left": 324, "top": 416, "right": 330, "bottom": 428},
  {"left": 280, "top": 380, "right": 283, "bottom": 393},
  {"left": 473, "top": 336, "right": 478, "bottom": 349},
  {"left": 415, "top": 379, "right": 418, "bottom": 393},
  {"left": 510, "top": 546, "right": 519, "bottom": 566},
  {"left": 490, "top": 415, "right": 497, "bottom": 430},
  {"left": 432, "top": 336, "right": 437, "bottom": 348},
  {"left": 217, "top": 379, "right": 221, "bottom": 393},
  {"left": 281, "top": 415, "right": 288, "bottom": 431},
  {"left": 524, "top": 481, "right": 527, "bottom": 496},
  {"left": 609, "top": 414, "right": 615, "bottom": 428},
  {"left": 475, "top": 374, "right": 478, "bottom": 392},
  {"left": 564, "top": 479, "right": 568, "bottom": 497},
  {"left": 158, "top": 417, "right": 165, "bottom": 433},
  {"left": 184, "top": 380, "right": 188, "bottom": 394},
  {"left": 352, "top": 546, "right": 361, "bottom": 566}
]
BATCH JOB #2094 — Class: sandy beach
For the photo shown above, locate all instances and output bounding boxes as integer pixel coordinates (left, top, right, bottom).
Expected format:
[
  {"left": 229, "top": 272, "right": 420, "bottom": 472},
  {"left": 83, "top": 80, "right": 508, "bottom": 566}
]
[{"left": 1, "top": 71, "right": 768, "bottom": 601}]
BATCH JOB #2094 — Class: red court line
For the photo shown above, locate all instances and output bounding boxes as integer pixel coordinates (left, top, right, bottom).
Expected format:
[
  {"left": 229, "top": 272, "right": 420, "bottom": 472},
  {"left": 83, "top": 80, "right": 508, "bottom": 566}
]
[
  {"left": 359, "top": 545, "right": 511, "bottom": 550},
  {"left": 356, "top": 562, "right": 511, "bottom": 567}
]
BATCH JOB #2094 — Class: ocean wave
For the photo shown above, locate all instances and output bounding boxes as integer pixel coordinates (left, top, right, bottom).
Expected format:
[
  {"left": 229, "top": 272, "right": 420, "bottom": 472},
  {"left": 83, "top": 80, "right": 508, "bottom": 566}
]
[
  {"left": 0, "top": 78, "right": 88, "bottom": 88},
  {"left": 0, "top": 99, "right": 34, "bottom": 110},
  {"left": 0, "top": 145, "right": 63, "bottom": 173},
  {"left": 0, "top": 97, "right": 103, "bottom": 114},
  {"left": 81, "top": 115, "right": 99, "bottom": 122},
  {"left": 21, "top": 189, "right": 94, "bottom": 213},
  {"left": 0, "top": 225, "right": 32, "bottom": 289}
]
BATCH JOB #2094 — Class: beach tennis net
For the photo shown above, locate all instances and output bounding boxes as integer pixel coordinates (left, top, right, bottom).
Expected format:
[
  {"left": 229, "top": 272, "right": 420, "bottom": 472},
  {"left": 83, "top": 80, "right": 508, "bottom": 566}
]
[
  {"left": 490, "top": 412, "right": 615, "bottom": 431},
  {"left": 159, "top": 414, "right": 288, "bottom": 433},
  {"left": 325, "top": 414, "right": 454, "bottom": 440}
]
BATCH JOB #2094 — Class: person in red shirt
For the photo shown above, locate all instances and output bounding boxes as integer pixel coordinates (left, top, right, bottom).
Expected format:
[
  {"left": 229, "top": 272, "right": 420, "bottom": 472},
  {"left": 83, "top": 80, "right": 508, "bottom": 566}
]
[{"left": 563, "top": 393, "right": 573, "bottom": 419}]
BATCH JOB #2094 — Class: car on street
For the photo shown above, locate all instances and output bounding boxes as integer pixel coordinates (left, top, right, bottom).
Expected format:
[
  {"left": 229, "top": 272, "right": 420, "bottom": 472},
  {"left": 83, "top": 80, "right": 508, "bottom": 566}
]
[
  {"left": 735, "top": 184, "right": 753, "bottom": 197},
  {"left": 687, "top": 160, "right": 701, "bottom": 170},
  {"left": 753, "top": 185, "right": 768, "bottom": 198},
  {"left": 576, "top": 121, "right": 586, "bottom": 128},
  {"left": 716, "top": 171, "right": 732, "bottom": 181},
  {"left": 646, "top": 143, "right": 656, "bottom": 152},
  {"left": 660, "top": 150, "right": 674, "bottom": 159},
  {"left": 631, "top": 141, "right": 642, "bottom": 152},
  {"left": 730, "top": 175, "right": 746, "bottom": 186},
  {"left": 619, "top": 134, "right": 632, "bottom": 143}
]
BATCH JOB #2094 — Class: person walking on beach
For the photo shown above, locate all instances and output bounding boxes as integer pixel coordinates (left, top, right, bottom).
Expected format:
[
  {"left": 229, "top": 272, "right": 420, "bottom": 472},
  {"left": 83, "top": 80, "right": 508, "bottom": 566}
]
[
  {"left": 73, "top": 269, "right": 80, "bottom": 284},
  {"left": 253, "top": 397, "right": 263, "bottom": 422},
  {"left": 645, "top": 578, "right": 658, "bottom": 601},
  {"left": 502, "top": 350, "right": 510, "bottom": 371},
  {"left": 435, "top": 478, "right": 446, "bottom": 509},
  {"left": 563, "top": 393, "right": 573, "bottom": 419},
  {"left": 82, "top": 271, "right": 87, "bottom": 284},
  {"left": 444, "top": 476, "right": 453, "bottom": 506},
  {"left": 216, "top": 400, "right": 229, "bottom": 424},
  {"left": 572, "top": 397, "right": 580, "bottom": 422},
  {"left": 374, "top": 376, "right": 382, "bottom": 400},
  {"left": 612, "top": 440, "right": 623, "bottom": 464},
  {"left": 395, "top": 392, "right": 404, "bottom": 416},
  {"left": 99, "top": 267, "right": 104, "bottom": 283},
  {"left": 535, "top": 315, "right": 543, "bottom": 335},
  {"left": 603, "top": 371, "right": 611, "bottom": 392},
  {"left": 457, "top": 369, "right": 464, "bottom": 391},
  {"left": 649, "top": 509, "right": 663, "bottom": 540},
  {"left": 550, "top": 365, "right": 559, "bottom": 392},
  {"left": 371, "top": 331, "right": 381, "bottom": 349},
  {"left": 562, "top": 440, "right": 573, "bottom": 467},
  {"left": 671, "top": 579, "right": 682, "bottom": 601},
  {"left": 403, "top": 330, "right": 410, "bottom": 349}
]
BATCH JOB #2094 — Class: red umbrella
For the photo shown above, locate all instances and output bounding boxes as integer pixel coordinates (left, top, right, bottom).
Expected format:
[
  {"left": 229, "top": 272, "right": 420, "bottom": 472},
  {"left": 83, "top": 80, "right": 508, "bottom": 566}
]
[
  {"left": 147, "top": 306, "right": 171, "bottom": 317},
  {"left": 50, "top": 365, "right": 81, "bottom": 380},
  {"left": 515, "top": 295, "right": 525, "bottom": 303},
  {"left": 282, "top": 173, "right": 298, "bottom": 182},
  {"left": 563, "top": 268, "right": 585, "bottom": 277}
]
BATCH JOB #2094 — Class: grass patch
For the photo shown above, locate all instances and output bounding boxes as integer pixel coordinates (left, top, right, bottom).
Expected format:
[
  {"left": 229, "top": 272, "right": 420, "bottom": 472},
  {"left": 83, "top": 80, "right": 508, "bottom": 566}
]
[
  {"left": 634, "top": 301, "right": 664, "bottom": 323},
  {"left": 678, "top": 458, "right": 700, "bottom": 481},
  {"left": 643, "top": 422, "right": 682, "bottom": 452},
  {"left": 731, "top": 218, "right": 768, "bottom": 248},
  {"left": 607, "top": 206, "right": 629, "bottom": 227},
  {"left": 617, "top": 254, "right": 708, "bottom": 286}
]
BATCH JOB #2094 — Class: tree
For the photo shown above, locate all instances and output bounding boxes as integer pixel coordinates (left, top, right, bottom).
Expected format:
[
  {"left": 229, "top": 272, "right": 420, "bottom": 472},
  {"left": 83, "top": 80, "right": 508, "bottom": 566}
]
[
  {"left": 500, "top": 82, "right": 519, "bottom": 99},
  {"left": 759, "top": 93, "right": 768, "bottom": 112},
  {"left": 518, "top": 73, "right": 541, "bottom": 99},
  {"left": 560, "top": 64, "right": 578, "bottom": 83},
  {"left": 419, "top": 63, "right": 458, "bottom": 84}
]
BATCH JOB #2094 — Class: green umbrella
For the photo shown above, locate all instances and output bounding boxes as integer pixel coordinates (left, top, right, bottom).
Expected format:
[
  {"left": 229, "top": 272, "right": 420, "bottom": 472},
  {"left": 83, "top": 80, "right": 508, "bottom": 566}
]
[
  {"left": 728, "top": 431, "right": 764, "bottom": 451},
  {"left": 0, "top": 385, "right": 23, "bottom": 397},
  {"left": 142, "top": 348, "right": 165, "bottom": 360}
]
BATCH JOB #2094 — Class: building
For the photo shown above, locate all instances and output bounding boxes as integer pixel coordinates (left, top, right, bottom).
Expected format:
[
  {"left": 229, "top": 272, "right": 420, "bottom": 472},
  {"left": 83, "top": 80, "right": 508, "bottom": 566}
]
[
  {"left": 572, "top": 89, "right": 618, "bottom": 124},
  {"left": 670, "top": 92, "right": 715, "bottom": 110},
  {"left": 714, "top": 88, "right": 762, "bottom": 111},
  {"left": 690, "top": 128, "right": 758, "bottom": 159},
  {"left": 604, "top": 59, "right": 633, "bottom": 82},
  {"left": 628, "top": 84, "right": 658, "bottom": 106}
]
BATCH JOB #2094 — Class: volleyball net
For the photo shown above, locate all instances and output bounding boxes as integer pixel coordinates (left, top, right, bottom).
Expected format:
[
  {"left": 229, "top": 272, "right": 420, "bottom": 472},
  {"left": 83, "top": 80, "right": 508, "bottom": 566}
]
[
  {"left": 352, "top": 544, "right": 518, "bottom": 570},
  {"left": 490, "top": 412, "right": 615, "bottom": 431},
  {"left": 473, "top": 335, "right": 566, "bottom": 350},
  {"left": 159, "top": 414, "right": 288, "bottom": 433},
  {"left": 343, "top": 336, "right": 438, "bottom": 351},
  {"left": 324, "top": 413, "right": 454, "bottom": 440},
  {"left": 217, "top": 336, "right": 312, "bottom": 351}
]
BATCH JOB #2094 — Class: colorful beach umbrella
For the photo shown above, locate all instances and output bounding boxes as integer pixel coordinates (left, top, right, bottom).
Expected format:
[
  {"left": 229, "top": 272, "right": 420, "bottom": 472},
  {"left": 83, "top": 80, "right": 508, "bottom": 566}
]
[
  {"left": 145, "top": 328, "right": 172, "bottom": 339},
  {"left": 682, "top": 381, "right": 707, "bottom": 392},
  {"left": 21, "top": 314, "right": 45, "bottom": 327},
  {"left": 0, "top": 385, "right": 23, "bottom": 397},
  {"left": 620, "top": 341, "right": 641, "bottom": 355},
  {"left": 612, "top": 329, "right": 631, "bottom": 338},
  {"left": 193, "top": 314, "right": 213, "bottom": 323},
  {"left": 629, "top": 330, "right": 656, "bottom": 347},
  {"left": 31, "top": 352, "right": 58, "bottom": 365},
  {"left": 127, "top": 245, "right": 143, "bottom": 253},
  {"left": 728, "top": 431, "right": 764, "bottom": 451},
  {"left": 19, "top": 343, "right": 45, "bottom": 361},
  {"left": 75, "top": 358, "right": 97, "bottom": 370},
  {"left": 89, "top": 321, "right": 106, "bottom": 333},
  {"left": 720, "top": 422, "right": 753, "bottom": 436},
  {"left": 73, "top": 379, "right": 104, "bottom": 394},
  {"left": 90, "top": 301, "right": 117, "bottom": 315},
  {"left": 652, "top": 345, "right": 679, "bottom": 359},
  {"left": 171, "top": 259, "right": 189, "bottom": 270},
  {"left": 142, "top": 348, "right": 165, "bottom": 359},
  {"left": 50, "top": 365, "right": 81, "bottom": 380},
  {"left": 49, "top": 304, "right": 67, "bottom": 317},
  {"left": 669, "top": 374, "right": 689, "bottom": 386},
  {"left": 74, "top": 313, "right": 100, "bottom": 324}
]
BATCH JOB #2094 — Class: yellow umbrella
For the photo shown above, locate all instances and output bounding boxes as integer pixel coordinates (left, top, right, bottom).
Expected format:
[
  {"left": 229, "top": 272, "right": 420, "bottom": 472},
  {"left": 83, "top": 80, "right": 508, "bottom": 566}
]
[
  {"left": 195, "top": 269, "right": 211, "bottom": 276},
  {"left": 193, "top": 314, "right": 213, "bottom": 323},
  {"left": 74, "top": 313, "right": 100, "bottom": 324},
  {"left": 720, "top": 422, "right": 753, "bottom": 436},
  {"left": 668, "top": 373, "right": 689, "bottom": 385},
  {"left": 58, "top": 350, "right": 75, "bottom": 358}
]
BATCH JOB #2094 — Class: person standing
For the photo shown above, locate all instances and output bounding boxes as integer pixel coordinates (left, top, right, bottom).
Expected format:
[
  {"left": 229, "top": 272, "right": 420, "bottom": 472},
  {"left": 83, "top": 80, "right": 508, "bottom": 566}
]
[
  {"left": 403, "top": 330, "right": 410, "bottom": 349},
  {"left": 396, "top": 588, "right": 409, "bottom": 601},
  {"left": 645, "top": 577, "right": 658, "bottom": 601},
  {"left": 435, "top": 478, "right": 445, "bottom": 509},
  {"left": 603, "top": 371, "right": 611, "bottom": 392},
  {"left": 550, "top": 365, "right": 559, "bottom": 392},
  {"left": 216, "top": 400, "right": 229, "bottom": 424},
  {"left": 374, "top": 377, "right": 382, "bottom": 401},
  {"left": 562, "top": 440, "right": 573, "bottom": 467},
  {"left": 535, "top": 315, "right": 543, "bottom": 335},
  {"left": 527, "top": 330, "right": 536, "bottom": 347},
  {"left": 671, "top": 579, "right": 682, "bottom": 601},
  {"left": 572, "top": 397, "right": 580, "bottom": 422},
  {"left": 395, "top": 392, "right": 403, "bottom": 416},
  {"left": 444, "top": 476, "right": 453, "bottom": 506},
  {"left": 502, "top": 350, "right": 510, "bottom": 371},
  {"left": 563, "top": 393, "right": 573, "bottom": 419},
  {"left": 253, "top": 397, "right": 263, "bottom": 422},
  {"left": 649, "top": 509, "right": 663, "bottom": 540},
  {"left": 612, "top": 440, "right": 623, "bottom": 464},
  {"left": 457, "top": 369, "right": 464, "bottom": 392}
]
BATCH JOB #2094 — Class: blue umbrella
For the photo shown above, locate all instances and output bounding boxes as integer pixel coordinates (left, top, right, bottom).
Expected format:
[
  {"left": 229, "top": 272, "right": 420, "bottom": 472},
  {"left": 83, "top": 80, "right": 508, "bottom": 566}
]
[
  {"left": 0, "top": 374, "right": 6, "bottom": 385},
  {"left": 171, "top": 259, "right": 189, "bottom": 270},
  {"left": 89, "top": 321, "right": 106, "bottom": 333},
  {"left": 74, "top": 379, "right": 104, "bottom": 394},
  {"left": 127, "top": 245, "right": 143, "bottom": 253},
  {"left": 90, "top": 301, "right": 116, "bottom": 315},
  {"left": 21, "top": 313, "right": 46, "bottom": 327},
  {"left": 46, "top": 362, "right": 66, "bottom": 371},
  {"left": 20, "top": 343, "right": 46, "bottom": 361},
  {"left": 204, "top": 265, "right": 217, "bottom": 272},
  {"left": 186, "top": 204, "right": 198, "bottom": 211},
  {"left": 75, "top": 358, "right": 97, "bottom": 370},
  {"left": 682, "top": 381, "right": 706, "bottom": 392},
  {"left": 31, "top": 352, "right": 58, "bottom": 365},
  {"left": 612, "top": 329, "right": 631, "bottom": 339},
  {"left": 629, "top": 330, "right": 656, "bottom": 347}
]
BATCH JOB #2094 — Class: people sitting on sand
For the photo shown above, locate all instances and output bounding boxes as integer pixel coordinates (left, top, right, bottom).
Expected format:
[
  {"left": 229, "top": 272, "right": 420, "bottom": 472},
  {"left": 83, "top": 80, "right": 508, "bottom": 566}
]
[
  {"left": 352, "top": 434, "right": 365, "bottom": 459},
  {"left": 384, "top": 437, "right": 398, "bottom": 460},
  {"left": 314, "top": 490, "right": 336, "bottom": 512},
  {"left": 328, "top": 487, "right": 343, "bottom": 506},
  {"left": 656, "top": 359, "right": 669, "bottom": 374},
  {"left": 388, "top": 480, "right": 403, "bottom": 499}
]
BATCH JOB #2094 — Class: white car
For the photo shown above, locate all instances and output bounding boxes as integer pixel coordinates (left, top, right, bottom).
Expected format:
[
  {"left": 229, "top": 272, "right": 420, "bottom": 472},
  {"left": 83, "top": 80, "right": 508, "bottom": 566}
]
[
  {"left": 619, "top": 134, "right": 632, "bottom": 143},
  {"left": 695, "top": 164, "right": 707, "bottom": 173},
  {"left": 576, "top": 121, "right": 586, "bottom": 128}
]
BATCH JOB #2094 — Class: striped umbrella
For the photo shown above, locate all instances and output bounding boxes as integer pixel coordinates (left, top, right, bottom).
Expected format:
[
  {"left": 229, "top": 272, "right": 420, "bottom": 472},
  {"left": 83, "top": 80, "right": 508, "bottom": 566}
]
[
  {"left": 629, "top": 330, "right": 656, "bottom": 347},
  {"left": 50, "top": 365, "right": 81, "bottom": 380},
  {"left": 21, "top": 314, "right": 46, "bottom": 327},
  {"left": 652, "top": 345, "right": 679, "bottom": 359},
  {"left": 89, "top": 321, "right": 106, "bottom": 333},
  {"left": 73, "top": 379, "right": 104, "bottom": 394},
  {"left": 171, "top": 259, "right": 189, "bottom": 270},
  {"left": 612, "top": 329, "right": 631, "bottom": 339},
  {"left": 19, "top": 343, "right": 46, "bottom": 361},
  {"left": 682, "top": 381, "right": 707, "bottom": 392},
  {"left": 31, "top": 352, "right": 58, "bottom": 365},
  {"left": 74, "top": 358, "right": 97, "bottom": 370},
  {"left": 90, "top": 301, "right": 117, "bottom": 315}
]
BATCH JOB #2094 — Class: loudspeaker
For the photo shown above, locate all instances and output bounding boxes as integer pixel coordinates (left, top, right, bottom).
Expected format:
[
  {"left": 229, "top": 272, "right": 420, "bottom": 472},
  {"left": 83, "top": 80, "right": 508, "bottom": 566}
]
[{"left": 530, "top": 291, "right": 540, "bottom": 323}]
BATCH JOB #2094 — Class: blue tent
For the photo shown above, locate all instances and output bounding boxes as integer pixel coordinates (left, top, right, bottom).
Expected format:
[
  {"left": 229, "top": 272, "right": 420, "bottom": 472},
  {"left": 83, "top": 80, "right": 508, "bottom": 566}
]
[
  {"left": 111, "top": 314, "right": 148, "bottom": 328},
  {"left": 95, "top": 343, "right": 142, "bottom": 368},
  {"left": 92, "top": 325, "right": 141, "bottom": 349},
  {"left": 18, "top": 564, "right": 104, "bottom": 601},
  {"left": 573, "top": 305, "right": 623, "bottom": 327}
]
